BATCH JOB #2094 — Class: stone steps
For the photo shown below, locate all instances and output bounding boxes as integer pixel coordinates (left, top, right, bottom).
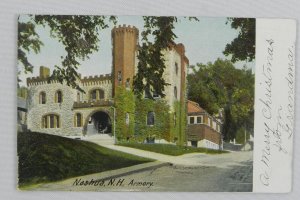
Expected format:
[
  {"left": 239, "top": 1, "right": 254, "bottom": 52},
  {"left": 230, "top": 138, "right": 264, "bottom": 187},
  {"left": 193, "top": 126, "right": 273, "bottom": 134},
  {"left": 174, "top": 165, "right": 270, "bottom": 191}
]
[{"left": 84, "top": 134, "right": 115, "bottom": 145}]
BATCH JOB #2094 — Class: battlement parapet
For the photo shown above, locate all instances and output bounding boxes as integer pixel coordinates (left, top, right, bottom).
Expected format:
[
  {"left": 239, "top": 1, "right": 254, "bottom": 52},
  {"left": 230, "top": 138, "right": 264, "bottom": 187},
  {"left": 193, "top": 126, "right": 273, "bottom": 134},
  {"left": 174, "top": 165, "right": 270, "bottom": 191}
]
[
  {"left": 27, "top": 77, "right": 58, "bottom": 86},
  {"left": 81, "top": 73, "right": 112, "bottom": 86},
  {"left": 112, "top": 24, "right": 139, "bottom": 36}
]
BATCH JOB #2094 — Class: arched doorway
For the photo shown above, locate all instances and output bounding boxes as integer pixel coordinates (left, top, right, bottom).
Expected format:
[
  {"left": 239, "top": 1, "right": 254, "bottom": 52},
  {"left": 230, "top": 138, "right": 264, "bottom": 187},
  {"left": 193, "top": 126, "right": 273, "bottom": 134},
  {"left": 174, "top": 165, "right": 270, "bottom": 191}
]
[{"left": 86, "top": 111, "right": 112, "bottom": 135}]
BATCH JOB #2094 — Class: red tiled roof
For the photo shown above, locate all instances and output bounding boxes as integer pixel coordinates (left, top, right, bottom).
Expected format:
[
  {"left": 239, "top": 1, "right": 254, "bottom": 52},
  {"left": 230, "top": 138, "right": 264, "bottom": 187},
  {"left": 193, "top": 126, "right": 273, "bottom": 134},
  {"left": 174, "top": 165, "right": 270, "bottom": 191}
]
[{"left": 187, "top": 100, "right": 205, "bottom": 113}]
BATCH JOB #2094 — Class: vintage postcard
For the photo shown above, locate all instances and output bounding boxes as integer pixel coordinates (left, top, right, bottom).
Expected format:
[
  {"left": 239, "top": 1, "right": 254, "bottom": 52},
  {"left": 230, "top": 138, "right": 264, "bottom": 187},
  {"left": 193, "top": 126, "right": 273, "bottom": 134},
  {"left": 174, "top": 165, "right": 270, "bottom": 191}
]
[{"left": 16, "top": 15, "right": 296, "bottom": 192}]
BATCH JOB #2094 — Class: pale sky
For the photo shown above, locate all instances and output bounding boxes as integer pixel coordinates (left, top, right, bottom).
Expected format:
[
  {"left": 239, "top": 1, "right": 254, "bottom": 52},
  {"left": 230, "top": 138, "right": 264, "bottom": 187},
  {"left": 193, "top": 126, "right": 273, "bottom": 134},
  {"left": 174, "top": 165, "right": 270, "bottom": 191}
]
[{"left": 18, "top": 15, "right": 255, "bottom": 86}]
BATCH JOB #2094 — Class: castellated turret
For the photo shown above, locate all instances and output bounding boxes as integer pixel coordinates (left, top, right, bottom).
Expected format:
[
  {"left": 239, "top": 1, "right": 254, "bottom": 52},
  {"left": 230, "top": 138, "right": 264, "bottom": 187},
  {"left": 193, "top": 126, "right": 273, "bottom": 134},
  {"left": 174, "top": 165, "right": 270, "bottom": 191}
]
[{"left": 111, "top": 24, "right": 139, "bottom": 96}]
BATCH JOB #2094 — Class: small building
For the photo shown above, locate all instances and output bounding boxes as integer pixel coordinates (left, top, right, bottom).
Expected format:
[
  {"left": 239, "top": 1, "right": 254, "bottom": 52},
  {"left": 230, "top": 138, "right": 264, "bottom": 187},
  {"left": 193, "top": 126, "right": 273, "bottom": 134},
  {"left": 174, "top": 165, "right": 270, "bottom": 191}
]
[{"left": 187, "top": 100, "right": 223, "bottom": 150}]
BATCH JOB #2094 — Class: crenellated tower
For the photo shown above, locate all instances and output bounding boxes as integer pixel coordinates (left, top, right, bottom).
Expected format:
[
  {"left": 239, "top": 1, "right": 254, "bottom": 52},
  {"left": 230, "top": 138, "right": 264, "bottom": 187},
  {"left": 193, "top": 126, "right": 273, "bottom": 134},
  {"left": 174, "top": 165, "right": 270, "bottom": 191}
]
[{"left": 111, "top": 24, "right": 139, "bottom": 96}]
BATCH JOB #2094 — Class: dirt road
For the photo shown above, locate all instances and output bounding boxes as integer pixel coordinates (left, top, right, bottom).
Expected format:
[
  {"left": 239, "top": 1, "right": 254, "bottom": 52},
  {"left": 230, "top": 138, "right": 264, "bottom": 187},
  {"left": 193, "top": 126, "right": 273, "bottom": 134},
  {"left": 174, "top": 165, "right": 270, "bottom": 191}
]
[{"left": 27, "top": 151, "right": 253, "bottom": 192}]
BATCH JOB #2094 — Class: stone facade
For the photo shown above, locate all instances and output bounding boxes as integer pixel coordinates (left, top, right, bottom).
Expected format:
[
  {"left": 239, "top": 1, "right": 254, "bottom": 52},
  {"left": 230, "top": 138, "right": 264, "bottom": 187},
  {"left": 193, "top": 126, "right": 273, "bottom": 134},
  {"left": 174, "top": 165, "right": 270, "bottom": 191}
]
[
  {"left": 27, "top": 77, "right": 113, "bottom": 136},
  {"left": 26, "top": 25, "right": 189, "bottom": 143}
]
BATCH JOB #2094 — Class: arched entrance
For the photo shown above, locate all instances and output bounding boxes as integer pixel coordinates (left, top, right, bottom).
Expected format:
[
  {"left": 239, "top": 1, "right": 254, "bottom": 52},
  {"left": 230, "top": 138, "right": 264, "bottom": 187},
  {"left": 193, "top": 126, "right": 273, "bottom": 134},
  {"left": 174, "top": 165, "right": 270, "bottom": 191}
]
[{"left": 86, "top": 111, "right": 112, "bottom": 135}]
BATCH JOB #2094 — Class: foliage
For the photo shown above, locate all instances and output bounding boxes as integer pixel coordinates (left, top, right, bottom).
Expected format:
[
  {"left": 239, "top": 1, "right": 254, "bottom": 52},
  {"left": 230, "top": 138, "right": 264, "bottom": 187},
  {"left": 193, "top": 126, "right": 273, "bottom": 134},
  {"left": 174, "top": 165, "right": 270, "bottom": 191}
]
[
  {"left": 114, "top": 86, "right": 135, "bottom": 140},
  {"left": 133, "top": 17, "right": 198, "bottom": 98},
  {"left": 133, "top": 17, "right": 177, "bottom": 99},
  {"left": 188, "top": 59, "right": 254, "bottom": 141},
  {"left": 18, "top": 15, "right": 117, "bottom": 90},
  {"left": 235, "top": 127, "right": 251, "bottom": 144},
  {"left": 223, "top": 18, "right": 256, "bottom": 62},
  {"left": 134, "top": 98, "right": 171, "bottom": 142},
  {"left": 17, "top": 131, "right": 152, "bottom": 187},
  {"left": 17, "top": 86, "right": 28, "bottom": 98},
  {"left": 118, "top": 142, "right": 228, "bottom": 156},
  {"left": 18, "top": 15, "right": 197, "bottom": 94},
  {"left": 18, "top": 20, "right": 43, "bottom": 73},
  {"left": 114, "top": 88, "right": 187, "bottom": 145},
  {"left": 170, "top": 101, "right": 187, "bottom": 146}
]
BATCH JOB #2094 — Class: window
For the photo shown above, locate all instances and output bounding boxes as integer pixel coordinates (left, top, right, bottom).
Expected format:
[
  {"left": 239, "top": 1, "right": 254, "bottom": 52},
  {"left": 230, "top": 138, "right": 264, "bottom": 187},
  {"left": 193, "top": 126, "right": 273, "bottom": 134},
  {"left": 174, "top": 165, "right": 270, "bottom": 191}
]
[
  {"left": 125, "top": 113, "right": 130, "bottom": 125},
  {"left": 174, "top": 86, "right": 177, "bottom": 99},
  {"left": 91, "top": 90, "right": 97, "bottom": 101},
  {"left": 39, "top": 92, "right": 46, "bottom": 104},
  {"left": 50, "top": 115, "right": 54, "bottom": 128},
  {"left": 213, "top": 121, "right": 217, "bottom": 130},
  {"left": 175, "top": 62, "right": 178, "bottom": 75},
  {"left": 207, "top": 117, "right": 211, "bottom": 126},
  {"left": 90, "top": 89, "right": 105, "bottom": 101},
  {"left": 117, "top": 71, "right": 122, "bottom": 84},
  {"left": 42, "top": 114, "right": 60, "bottom": 128},
  {"left": 189, "top": 116, "right": 195, "bottom": 124},
  {"left": 42, "top": 116, "right": 47, "bottom": 128},
  {"left": 191, "top": 141, "right": 197, "bottom": 147},
  {"left": 145, "top": 86, "right": 151, "bottom": 98},
  {"left": 77, "top": 92, "right": 80, "bottom": 102},
  {"left": 197, "top": 116, "right": 202, "bottom": 124},
  {"left": 55, "top": 90, "right": 62, "bottom": 103},
  {"left": 99, "top": 89, "right": 104, "bottom": 99},
  {"left": 152, "top": 89, "right": 160, "bottom": 98},
  {"left": 147, "top": 111, "right": 155, "bottom": 126},
  {"left": 75, "top": 113, "right": 82, "bottom": 127}
]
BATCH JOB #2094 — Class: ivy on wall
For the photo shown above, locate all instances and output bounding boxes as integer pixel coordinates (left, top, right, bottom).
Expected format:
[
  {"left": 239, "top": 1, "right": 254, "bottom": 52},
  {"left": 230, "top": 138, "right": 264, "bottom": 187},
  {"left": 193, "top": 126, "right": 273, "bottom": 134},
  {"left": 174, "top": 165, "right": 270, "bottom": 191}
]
[
  {"left": 169, "top": 101, "right": 187, "bottom": 146},
  {"left": 114, "top": 86, "right": 135, "bottom": 140},
  {"left": 134, "top": 98, "right": 171, "bottom": 142},
  {"left": 179, "top": 100, "right": 187, "bottom": 146},
  {"left": 114, "top": 87, "right": 187, "bottom": 145}
]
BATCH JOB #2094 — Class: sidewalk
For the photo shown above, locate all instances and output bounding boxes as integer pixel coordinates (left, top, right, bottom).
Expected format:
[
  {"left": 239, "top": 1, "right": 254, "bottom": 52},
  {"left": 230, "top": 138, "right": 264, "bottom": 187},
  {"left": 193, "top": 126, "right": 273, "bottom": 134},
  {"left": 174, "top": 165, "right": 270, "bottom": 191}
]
[{"left": 85, "top": 136, "right": 252, "bottom": 167}]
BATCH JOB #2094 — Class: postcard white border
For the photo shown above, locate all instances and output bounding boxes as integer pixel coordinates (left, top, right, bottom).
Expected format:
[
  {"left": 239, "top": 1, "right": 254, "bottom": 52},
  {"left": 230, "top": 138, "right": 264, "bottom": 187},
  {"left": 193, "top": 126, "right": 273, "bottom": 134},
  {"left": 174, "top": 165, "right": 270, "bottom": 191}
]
[
  {"left": 253, "top": 18, "right": 296, "bottom": 193},
  {"left": 0, "top": 0, "right": 300, "bottom": 199}
]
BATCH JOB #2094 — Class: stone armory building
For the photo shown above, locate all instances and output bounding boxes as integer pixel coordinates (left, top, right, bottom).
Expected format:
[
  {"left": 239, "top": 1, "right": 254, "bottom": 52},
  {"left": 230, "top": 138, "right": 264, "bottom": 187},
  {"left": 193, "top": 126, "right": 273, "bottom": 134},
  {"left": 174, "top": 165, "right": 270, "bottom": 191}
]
[
  {"left": 26, "top": 24, "right": 222, "bottom": 148},
  {"left": 26, "top": 25, "right": 188, "bottom": 145}
]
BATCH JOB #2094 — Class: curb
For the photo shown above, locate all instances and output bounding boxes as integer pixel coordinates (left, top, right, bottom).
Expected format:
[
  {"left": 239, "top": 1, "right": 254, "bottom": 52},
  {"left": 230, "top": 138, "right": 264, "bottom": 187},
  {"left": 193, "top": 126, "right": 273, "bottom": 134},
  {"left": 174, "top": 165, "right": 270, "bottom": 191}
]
[{"left": 99, "top": 161, "right": 172, "bottom": 182}]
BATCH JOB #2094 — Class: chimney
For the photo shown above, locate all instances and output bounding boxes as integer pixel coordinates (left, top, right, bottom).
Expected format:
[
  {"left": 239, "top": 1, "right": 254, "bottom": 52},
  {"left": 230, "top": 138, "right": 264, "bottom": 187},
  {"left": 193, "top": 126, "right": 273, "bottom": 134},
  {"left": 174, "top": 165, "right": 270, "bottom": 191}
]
[{"left": 39, "top": 66, "right": 50, "bottom": 78}]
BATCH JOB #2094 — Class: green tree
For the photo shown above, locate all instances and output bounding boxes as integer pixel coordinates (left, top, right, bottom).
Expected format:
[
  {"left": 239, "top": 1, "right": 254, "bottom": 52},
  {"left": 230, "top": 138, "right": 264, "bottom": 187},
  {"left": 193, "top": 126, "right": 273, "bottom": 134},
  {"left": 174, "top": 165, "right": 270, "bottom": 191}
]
[
  {"left": 18, "top": 15, "right": 197, "bottom": 95},
  {"left": 187, "top": 59, "right": 254, "bottom": 141},
  {"left": 18, "top": 15, "right": 117, "bottom": 90},
  {"left": 133, "top": 17, "right": 198, "bottom": 98},
  {"left": 223, "top": 18, "right": 255, "bottom": 62}
]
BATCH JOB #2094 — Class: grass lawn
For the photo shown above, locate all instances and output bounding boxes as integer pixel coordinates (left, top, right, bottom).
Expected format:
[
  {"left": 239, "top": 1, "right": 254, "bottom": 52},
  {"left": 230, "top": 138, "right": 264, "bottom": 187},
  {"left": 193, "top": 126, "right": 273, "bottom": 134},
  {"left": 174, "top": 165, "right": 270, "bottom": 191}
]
[
  {"left": 17, "top": 131, "right": 153, "bottom": 188},
  {"left": 117, "top": 142, "right": 228, "bottom": 156}
]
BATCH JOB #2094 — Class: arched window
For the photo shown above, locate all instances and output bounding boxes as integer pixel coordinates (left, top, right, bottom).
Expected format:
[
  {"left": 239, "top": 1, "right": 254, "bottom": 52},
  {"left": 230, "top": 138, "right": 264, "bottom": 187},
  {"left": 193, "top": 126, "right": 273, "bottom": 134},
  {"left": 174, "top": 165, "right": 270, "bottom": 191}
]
[
  {"left": 42, "top": 114, "right": 60, "bottom": 128},
  {"left": 39, "top": 92, "right": 46, "bottom": 104},
  {"left": 125, "top": 113, "right": 130, "bottom": 125},
  {"left": 147, "top": 111, "right": 155, "bottom": 126},
  {"left": 99, "top": 89, "right": 104, "bottom": 99},
  {"left": 174, "top": 86, "right": 177, "bottom": 99},
  {"left": 74, "top": 113, "right": 82, "bottom": 127},
  {"left": 90, "top": 89, "right": 105, "bottom": 101},
  {"left": 144, "top": 86, "right": 151, "bottom": 98},
  {"left": 55, "top": 90, "right": 63, "bottom": 103},
  {"left": 77, "top": 92, "right": 80, "bottom": 102}
]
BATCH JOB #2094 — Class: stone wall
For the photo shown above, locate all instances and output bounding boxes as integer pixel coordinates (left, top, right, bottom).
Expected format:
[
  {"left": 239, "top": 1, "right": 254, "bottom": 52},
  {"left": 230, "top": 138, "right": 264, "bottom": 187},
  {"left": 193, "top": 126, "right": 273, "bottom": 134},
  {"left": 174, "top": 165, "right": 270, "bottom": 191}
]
[
  {"left": 162, "top": 48, "right": 183, "bottom": 112},
  {"left": 27, "top": 79, "right": 113, "bottom": 136}
]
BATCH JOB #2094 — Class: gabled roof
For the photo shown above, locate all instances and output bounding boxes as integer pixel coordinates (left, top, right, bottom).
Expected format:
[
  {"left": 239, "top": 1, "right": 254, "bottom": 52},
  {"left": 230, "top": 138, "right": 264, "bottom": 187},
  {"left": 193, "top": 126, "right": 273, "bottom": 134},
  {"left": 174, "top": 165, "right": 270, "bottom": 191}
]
[{"left": 187, "top": 100, "right": 205, "bottom": 113}]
